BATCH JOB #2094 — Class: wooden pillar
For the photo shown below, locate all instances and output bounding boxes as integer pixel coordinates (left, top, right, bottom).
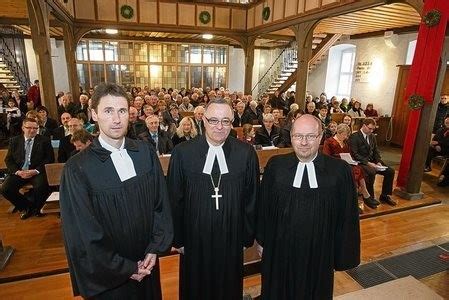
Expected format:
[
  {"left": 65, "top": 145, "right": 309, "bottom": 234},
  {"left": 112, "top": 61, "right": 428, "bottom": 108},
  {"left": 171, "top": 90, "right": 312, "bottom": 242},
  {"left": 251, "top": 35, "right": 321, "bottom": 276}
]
[
  {"left": 291, "top": 21, "right": 317, "bottom": 110},
  {"left": 62, "top": 22, "right": 80, "bottom": 101},
  {"left": 27, "top": 0, "right": 57, "bottom": 119},
  {"left": 394, "top": 0, "right": 449, "bottom": 199},
  {"left": 242, "top": 37, "right": 256, "bottom": 96}
]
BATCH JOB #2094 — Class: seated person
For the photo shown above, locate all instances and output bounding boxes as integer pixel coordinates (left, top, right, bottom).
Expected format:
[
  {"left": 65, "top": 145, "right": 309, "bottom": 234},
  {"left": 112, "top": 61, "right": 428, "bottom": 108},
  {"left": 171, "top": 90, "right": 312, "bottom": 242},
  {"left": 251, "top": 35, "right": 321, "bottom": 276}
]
[
  {"left": 305, "top": 101, "right": 316, "bottom": 115},
  {"left": 364, "top": 103, "right": 378, "bottom": 117},
  {"left": 70, "top": 129, "right": 93, "bottom": 155},
  {"left": 138, "top": 115, "right": 174, "bottom": 155},
  {"left": 139, "top": 104, "right": 154, "bottom": 121},
  {"left": 279, "top": 109, "right": 302, "bottom": 148},
  {"left": 424, "top": 115, "right": 449, "bottom": 172},
  {"left": 255, "top": 113, "right": 282, "bottom": 147},
  {"left": 58, "top": 117, "right": 83, "bottom": 163},
  {"left": 323, "top": 124, "right": 373, "bottom": 211},
  {"left": 52, "top": 112, "right": 72, "bottom": 140},
  {"left": 330, "top": 100, "right": 342, "bottom": 113},
  {"left": 0, "top": 118, "right": 55, "bottom": 219},
  {"left": 340, "top": 98, "right": 350, "bottom": 112},
  {"left": 239, "top": 123, "right": 255, "bottom": 145},
  {"left": 5, "top": 98, "right": 22, "bottom": 136},
  {"left": 127, "top": 106, "right": 146, "bottom": 139},
  {"left": 36, "top": 106, "right": 58, "bottom": 138},
  {"left": 77, "top": 112, "right": 96, "bottom": 134},
  {"left": 57, "top": 94, "right": 77, "bottom": 118},
  {"left": 322, "top": 121, "right": 337, "bottom": 144},
  {"left": 179, "top": 96, "right": 194, "bottom": 112},
  {"left": 314, "top": 104, "right": 332, "bottom": 127},
  {"left": 233, "top": 101, "right": 250, "bottom": 127},
  {"left": 272, "top": 108, "right": 282, "bottom": 127},
  {"left": 192, "top": 106, "right": 205, "bottom": 135},
  {"left": 348, "top": 101, "right": 366, "bottom": 118},
  {"left": 172, "top": 116, "right": 198, "bottom": 146},
  {"left": 348, "top": 118, "right": 396, "bottom": 208},
  {"left": 244, "top": 100, "right": 260, "bottom": 125}
]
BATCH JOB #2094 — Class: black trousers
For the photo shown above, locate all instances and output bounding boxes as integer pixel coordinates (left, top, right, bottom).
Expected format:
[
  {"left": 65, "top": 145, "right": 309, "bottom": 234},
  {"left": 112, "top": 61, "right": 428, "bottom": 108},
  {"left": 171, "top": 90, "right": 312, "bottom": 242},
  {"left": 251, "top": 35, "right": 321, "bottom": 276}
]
[
  {"left": 425, "top": 146, "right": 449, "bottom": 167},
  {"left": 359, "top": 164, "right": 395, "bottom": 198},
  {"left": 0, "top": 173, "right": 49, "bottom": 211}
]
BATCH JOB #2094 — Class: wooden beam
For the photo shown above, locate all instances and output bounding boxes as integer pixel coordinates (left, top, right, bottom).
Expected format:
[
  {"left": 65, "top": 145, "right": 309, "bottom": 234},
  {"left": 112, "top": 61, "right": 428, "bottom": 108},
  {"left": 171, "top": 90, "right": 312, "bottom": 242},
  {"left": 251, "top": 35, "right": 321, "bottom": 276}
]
[
  {"left": 62, "top": 22, "right": 80, "bottom": 103},
  {"left": 27, "top": 0, "right": 58, "bottom": 119},
  {"left": 350, "top": 25, "right": 419, "bottom": 40}
]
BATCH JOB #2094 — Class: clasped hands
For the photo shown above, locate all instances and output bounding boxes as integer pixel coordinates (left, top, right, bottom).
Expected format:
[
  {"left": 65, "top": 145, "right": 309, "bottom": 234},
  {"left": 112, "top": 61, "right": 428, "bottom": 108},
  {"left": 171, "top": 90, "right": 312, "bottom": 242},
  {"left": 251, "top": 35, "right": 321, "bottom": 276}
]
[
  {"left": 16, "top": 169, "right": 38, "bottom": 179},
  {"left": 130, "top": 253, "right": 157, "bottom": 282}
]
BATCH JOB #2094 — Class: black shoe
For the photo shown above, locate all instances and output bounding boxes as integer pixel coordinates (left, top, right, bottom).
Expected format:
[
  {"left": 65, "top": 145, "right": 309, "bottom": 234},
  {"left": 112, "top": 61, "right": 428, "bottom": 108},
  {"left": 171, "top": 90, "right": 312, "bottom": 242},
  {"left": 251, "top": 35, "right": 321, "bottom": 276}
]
[
  {"left": 20, "top": 209, "right": 33, "bottom": 220},
  {"left": 11, "top": 207, "right": 20, "bottom": 213},
  {"left": 437, "top": 178, "right": 449, "bottom": 187},
  {"left": 424, "top": 167, "right": 432, "bottom": 172},
  {"left": 363, "top": 197, "right": 378, "bottom": 209},
  {"left": 34, "top": 209, "right": 45, "bottom": 217},
  {"left": 380, "top": 194, "right": 397, "bottom": 206}
]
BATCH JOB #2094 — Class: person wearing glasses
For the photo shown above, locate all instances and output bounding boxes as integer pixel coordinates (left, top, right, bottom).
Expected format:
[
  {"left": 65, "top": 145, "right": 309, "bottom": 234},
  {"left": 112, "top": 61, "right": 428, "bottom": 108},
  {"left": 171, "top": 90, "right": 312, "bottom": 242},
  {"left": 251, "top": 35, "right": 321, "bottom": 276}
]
[
  {"left": 348, "top": 117, "right": 396, "bottom": 208},
  {"left": 257, "top": 114, "right": 360, "bottom": 299},
  {"left": 167, "top": 98, "right": 259, "bottom": 300},
  {"left": 1, "top": 117, "right": 54, "bottom": 219}
]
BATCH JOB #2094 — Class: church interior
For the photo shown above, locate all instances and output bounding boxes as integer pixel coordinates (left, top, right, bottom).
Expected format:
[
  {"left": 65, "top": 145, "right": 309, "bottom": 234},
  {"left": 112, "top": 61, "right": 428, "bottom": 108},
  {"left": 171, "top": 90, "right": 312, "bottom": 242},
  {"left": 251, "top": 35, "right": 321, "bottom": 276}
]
[{"left": 0, "top": 0, "right": 448, "bottom": 298}]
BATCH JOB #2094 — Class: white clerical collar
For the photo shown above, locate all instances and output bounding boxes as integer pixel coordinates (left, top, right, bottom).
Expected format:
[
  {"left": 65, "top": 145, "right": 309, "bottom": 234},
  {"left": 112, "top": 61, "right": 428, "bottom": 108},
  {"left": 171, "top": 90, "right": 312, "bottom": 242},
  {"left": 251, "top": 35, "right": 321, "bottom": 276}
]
[
  {"left": 202, "top": 140, "right": 229, "bottom": 175},
  {"left": 293, "top": 153, "right": 318, "bottom": 188},
  {"left": 98, "top": 135, "right": 137, "bottom": 182}
]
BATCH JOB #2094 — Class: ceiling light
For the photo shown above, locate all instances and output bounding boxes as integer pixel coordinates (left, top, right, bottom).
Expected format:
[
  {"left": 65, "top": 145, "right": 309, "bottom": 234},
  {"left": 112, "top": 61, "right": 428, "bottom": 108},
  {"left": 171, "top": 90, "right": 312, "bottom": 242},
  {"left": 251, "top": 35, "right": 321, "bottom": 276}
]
[
  {"left": 202, "top": 34, "right": 213, "bottom": 40},
  {"left": 105, "top": 29, "right": 118, "bottom": 35}
]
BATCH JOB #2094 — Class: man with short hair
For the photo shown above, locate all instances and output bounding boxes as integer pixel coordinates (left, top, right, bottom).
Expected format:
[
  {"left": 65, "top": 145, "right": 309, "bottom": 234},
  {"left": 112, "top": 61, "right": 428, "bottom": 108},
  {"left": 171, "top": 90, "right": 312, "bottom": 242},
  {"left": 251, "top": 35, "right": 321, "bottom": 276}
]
[
  {"left": 192, "top": 106, "right": 205, "bottom": 135},
  {"left": 60, "top": 83, "right": 173, "bottom": 299},
  {"left": 76, "top": 94, "right": 89, "bottom": 116},
  {"left": 348, "top": 118, "right": 396, "bottom": 209},
  {"left": 257, "top": 114, "right": 360, "bottom": 299},
  {"left": 52, "top": 112, "right": 72, "bottom": 140},
  {"left": 138, "top": 115, "right": 173, "bottom": 155},
  {"left": 127, "top": 106, "right": 146, "bottom": 139},
  {"left": 167, "top": 98, "right": 259, "bottom": 300},
  {"left": 70, "top": 129, "right": 93, "bottom": 153},
  {"left": 179, "top": 97, "right": 194, "bottom": 112},
  {"left": 1, "top": 118, "right": 54, "bottom": 219},
  {"left": 232, "top": 101, "right": 250, "bottom": 127},
  {"left": 433, "top": 94, "right": 449, "bottom": 133}
]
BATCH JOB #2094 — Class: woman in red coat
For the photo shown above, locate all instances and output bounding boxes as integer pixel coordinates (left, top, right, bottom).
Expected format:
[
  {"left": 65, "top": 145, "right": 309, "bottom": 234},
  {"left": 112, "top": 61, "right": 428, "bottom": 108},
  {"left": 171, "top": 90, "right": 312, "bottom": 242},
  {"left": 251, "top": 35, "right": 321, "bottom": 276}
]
[{"left": 323, "top": 123, "right": 373, "bottom": 212}]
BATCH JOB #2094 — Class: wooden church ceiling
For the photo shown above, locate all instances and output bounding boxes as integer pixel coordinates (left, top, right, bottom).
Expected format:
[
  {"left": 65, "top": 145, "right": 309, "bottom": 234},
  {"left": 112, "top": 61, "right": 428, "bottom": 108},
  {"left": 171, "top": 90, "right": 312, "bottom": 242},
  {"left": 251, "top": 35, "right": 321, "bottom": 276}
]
[{"left": 7, "top": 3, "right": 421, "bottom": 48}]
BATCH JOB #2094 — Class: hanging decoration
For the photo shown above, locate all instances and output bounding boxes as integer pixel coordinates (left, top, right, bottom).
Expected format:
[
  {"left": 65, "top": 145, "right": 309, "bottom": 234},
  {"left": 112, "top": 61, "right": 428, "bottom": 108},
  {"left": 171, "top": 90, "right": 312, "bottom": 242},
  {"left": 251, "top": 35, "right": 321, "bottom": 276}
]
[
  {"left": 120, "top": 5, "right": 134, "bottom": 19},
  {"left": 199, "top": 11, "right": 211, "bottom": 24},
  {"left": 408, "top": 94, "right": 425, "bottom": 110},
  {"left": 423, "top": 9, "right": 441, "bottom": 27},
  {"left": 262, "top": 7, "right": 271, "bottom": 21}
]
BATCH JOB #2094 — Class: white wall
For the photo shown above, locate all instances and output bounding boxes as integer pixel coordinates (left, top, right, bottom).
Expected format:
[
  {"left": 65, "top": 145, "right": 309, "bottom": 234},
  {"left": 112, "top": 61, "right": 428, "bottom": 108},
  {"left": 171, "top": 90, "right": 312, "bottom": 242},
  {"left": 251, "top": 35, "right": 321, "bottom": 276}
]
[
  {"left": 228, "top": 46, "right": 245, "bottom": 92},
  {"left": 307, "top": 32, "right": 418, "bottom": 115},
  {"left": 24, "top": 38, "right": 70, "bottom": 94}
]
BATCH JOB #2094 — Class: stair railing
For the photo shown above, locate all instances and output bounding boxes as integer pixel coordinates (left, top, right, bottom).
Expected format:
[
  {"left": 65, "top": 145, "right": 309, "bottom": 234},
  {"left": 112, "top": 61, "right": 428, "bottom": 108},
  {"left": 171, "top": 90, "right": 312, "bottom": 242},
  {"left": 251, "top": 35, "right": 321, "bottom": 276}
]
[{"left": 0, "top": 26, "right": 30, "bottom": 92}]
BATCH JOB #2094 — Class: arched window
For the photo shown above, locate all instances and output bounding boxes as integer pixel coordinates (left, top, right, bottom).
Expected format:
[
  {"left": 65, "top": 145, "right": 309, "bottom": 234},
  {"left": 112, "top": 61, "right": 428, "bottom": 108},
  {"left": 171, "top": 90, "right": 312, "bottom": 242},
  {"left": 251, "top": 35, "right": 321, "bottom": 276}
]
[
  {"left": 406, "top": 40, "right": 417, "bottom": 65},
  {"left": 325, "top": 44, "right": 356, "bottom": 99}
]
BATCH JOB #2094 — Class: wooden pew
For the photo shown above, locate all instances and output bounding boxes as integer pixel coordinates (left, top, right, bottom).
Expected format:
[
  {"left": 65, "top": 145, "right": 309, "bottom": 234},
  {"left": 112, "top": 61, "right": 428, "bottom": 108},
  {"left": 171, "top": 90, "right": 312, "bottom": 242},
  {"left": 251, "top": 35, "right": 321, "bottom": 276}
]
[
  {"left": 158, "top": 148, "right": 293, "bottom": 176},
  {"left": 179, "top": 111, "right": 194, "bottom": 118},
  {"left": 0, "top": 149, "right": 7, "bottom": 170},
  {"left": 40, "top": 163, "right": 65, "bottom": 214}
]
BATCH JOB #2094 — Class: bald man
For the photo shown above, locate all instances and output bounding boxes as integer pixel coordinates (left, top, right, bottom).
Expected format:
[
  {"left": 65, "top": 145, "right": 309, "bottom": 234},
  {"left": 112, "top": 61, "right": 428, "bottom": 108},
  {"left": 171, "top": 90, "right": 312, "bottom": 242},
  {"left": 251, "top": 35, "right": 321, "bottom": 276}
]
[{"left": 257, "top": 114, "right": 360, "bottom": 299}]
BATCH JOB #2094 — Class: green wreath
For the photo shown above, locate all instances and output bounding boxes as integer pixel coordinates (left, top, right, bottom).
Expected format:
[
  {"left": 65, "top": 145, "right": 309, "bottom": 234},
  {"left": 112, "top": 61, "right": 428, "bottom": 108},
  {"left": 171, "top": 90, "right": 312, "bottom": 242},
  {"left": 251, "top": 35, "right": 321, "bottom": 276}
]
[
  {"left": 199, "top": 11, "right": 211, "bottom": 24},
  {"left": 262, "top": 7, "right": 271, "bottom": 21},
  {"left": 120, "top": 5, "right": 134, "bottom": 19},
  {"left": 423, "top": 9, "right": 441, "bottom": 27},
  {"left": 408, "top": 94, "right": 425, "bottom": 110}
]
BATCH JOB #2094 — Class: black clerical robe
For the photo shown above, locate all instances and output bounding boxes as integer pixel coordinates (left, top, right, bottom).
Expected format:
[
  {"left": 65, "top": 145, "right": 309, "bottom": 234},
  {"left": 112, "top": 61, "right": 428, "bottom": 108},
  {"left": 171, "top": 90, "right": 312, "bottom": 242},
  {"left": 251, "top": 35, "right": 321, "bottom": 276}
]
[
  {"left": 257, "top": 153, "right": 360, "bottom": 299},
  {"left": 167, "top": 135, "right": 259, "bottom": 300},
  {"left": 60, "top": 138, "right": 173, "bottom": 299}
]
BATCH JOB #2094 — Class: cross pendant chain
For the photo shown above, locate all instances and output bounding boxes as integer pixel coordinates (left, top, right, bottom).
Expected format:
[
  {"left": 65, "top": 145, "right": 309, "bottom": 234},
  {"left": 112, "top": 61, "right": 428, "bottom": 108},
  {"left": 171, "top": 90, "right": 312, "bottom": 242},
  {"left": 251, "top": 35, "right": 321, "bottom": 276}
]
[{"left": 210, "top": 174, "right": 222, "bottom": 210}]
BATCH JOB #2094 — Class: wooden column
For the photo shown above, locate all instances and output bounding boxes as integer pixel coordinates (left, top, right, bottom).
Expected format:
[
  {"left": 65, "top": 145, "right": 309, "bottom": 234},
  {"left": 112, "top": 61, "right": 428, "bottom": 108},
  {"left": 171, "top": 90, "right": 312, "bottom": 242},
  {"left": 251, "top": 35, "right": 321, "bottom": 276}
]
[
  {"left": 291, "top": 21, "right": 317, "bottom": 110},
  {"left": 242, "top": 37, "right": 256, "bottom": 96},
  {"left": 394, "top": 0, "right": 449, "bottom": 199},
  {"left": 27, "top": 0, "right": 57, "bottom": 118},
  {"left": 62, "top": 22, "right": 80, "bottom": 101}
]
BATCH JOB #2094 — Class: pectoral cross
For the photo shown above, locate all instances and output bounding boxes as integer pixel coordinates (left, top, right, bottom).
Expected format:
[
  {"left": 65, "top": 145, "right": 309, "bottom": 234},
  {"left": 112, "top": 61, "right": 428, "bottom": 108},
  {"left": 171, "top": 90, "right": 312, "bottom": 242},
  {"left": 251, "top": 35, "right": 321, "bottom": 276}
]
[{"left": 211, "top": 187, "right": 222, "bottom": 210}]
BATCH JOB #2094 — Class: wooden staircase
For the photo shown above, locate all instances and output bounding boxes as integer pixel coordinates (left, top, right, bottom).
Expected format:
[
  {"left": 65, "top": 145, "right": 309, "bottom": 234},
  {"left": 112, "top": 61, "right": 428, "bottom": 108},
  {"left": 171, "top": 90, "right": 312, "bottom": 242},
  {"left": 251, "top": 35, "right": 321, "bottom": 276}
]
[
  {"left": 265, "top": 33, "right": 342, "bottom": 95},
  {"left": 0, "top": 57, "right": 22, "bottom": 92}
]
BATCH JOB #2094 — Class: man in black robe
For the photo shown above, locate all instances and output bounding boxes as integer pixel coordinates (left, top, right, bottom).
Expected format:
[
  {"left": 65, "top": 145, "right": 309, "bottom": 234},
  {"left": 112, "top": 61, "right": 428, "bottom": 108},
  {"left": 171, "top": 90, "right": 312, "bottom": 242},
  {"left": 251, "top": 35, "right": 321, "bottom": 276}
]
[
  {"left": 60, "top": 83, "right": 173, "bottom": 299},
  {"left": 257, "top": 114, "right": 360, "bottom": 299},
  {"left": 167, "top": 98, "right": 259, "bottom": 300}
]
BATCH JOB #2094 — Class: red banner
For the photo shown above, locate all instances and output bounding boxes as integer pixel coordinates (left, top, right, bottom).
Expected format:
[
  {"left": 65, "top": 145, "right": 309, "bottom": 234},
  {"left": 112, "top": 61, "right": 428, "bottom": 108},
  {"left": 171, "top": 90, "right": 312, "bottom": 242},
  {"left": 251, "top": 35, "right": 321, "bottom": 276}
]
[{"left": 396, "top": 0, "right": 449, "bottom": 188}]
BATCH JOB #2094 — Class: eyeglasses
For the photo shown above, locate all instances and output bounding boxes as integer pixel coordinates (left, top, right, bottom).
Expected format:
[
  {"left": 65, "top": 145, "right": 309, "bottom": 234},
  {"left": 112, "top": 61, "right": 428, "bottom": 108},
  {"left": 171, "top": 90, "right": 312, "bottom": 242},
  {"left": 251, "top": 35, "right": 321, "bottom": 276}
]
[
  {"left": 291, "top": 134, "right": 320, "bottom": 141},
  {"left": 23, "top": 126, "right": 39, "bottom": 130},
  {"left": 204, "top": 116, "right": 233, "bottom": 127}
]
